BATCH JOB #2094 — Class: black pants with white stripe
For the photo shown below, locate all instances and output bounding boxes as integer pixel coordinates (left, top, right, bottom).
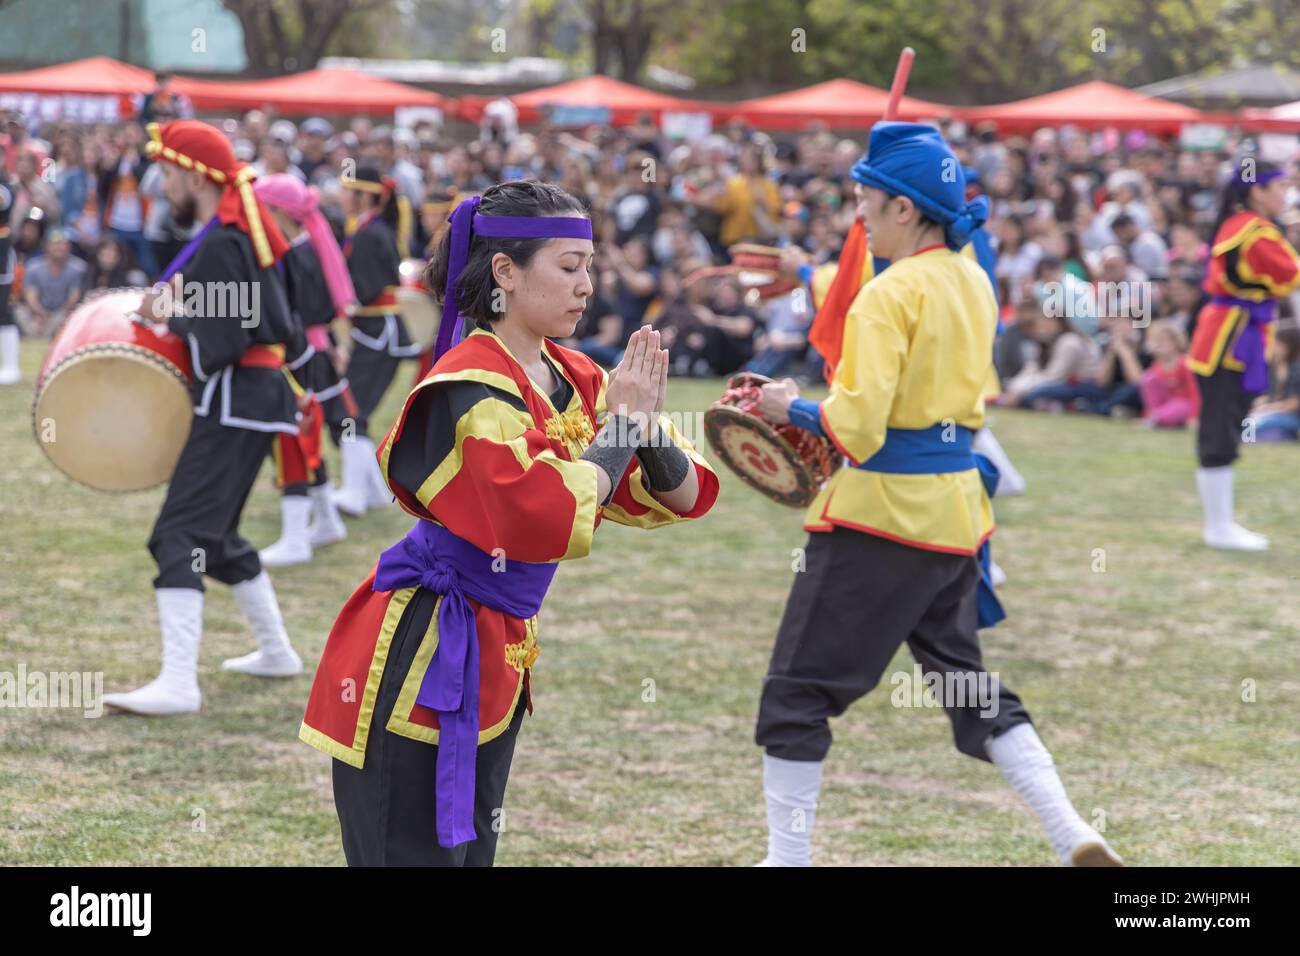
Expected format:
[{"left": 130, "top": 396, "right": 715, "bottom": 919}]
[{"left": 148, "top": 414, "right": 273, "bottom": 590}]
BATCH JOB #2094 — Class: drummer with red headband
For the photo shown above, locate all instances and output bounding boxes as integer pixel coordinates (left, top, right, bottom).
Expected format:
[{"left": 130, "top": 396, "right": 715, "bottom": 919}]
[
  {"left": 102, "top": 120, "right": 305, "bottom": 716},
  {"left": 332, "top": 165, "right": 422, "bottom": 517},
  {"left": 752, "top": 122, "right": 1122, "bottom": 867}
]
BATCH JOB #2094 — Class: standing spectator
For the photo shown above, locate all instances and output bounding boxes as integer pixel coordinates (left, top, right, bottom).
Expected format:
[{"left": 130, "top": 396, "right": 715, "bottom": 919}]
[
  {"left": 709, "top": 145, "right": 780, "bottom": 249},
  {"left": 608, "top": 155, "right": 662, "bottom": 245},
  {"left": 12, "top": 150, "right": 61, "bottom": 228},
  {"left": 100, "top": 125, "right": 154, "bottom": 277}
]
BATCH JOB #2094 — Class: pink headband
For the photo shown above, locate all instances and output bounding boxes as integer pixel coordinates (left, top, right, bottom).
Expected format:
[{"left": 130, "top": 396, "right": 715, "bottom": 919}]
[{"left": 254, "top": 173, "right": 357, "bottom": 318}]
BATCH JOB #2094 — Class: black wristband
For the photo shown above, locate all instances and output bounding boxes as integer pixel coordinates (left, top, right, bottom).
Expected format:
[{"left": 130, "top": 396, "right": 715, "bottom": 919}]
[
  {"left": 580, "top": 414, "right": 642, "bottom": 505},
  {"left": 636, "top": 433, "right": 690, "bottom": 491}
]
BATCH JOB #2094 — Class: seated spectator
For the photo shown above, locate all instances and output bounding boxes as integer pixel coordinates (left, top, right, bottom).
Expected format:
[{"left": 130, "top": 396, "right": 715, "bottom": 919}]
[
  {"left": 21, "top": 230, "right": 87, "bottom": 337},
  {"left": 1085, "top": 316, "right": 1150, "bottom": 417},
  {"left": 993, "top": 294, "right": 1043, "bottom": 384},
  {"left": 1164, "top": 267, "right": 1203, "bottom": 338},
  {"left": 1248, "top": 326, "right": 1300, "bottom": 441},
  {"left": 673, "top": 276, "right": 763, "bottom": 376},
  {"left": 1138, "top": 319, "right": 1200, "bottom": 429},
  {"left": 1002, "top": 309, "right": 1101, "bottom": 409},
  {"left": 86, "top": 236, "right": 145, "bottom": 290},
  {"left": 1111, "top": 212, "right": 1169, "bottom": 280},
  {"left": 745, "top": 246, "right": 813, "bottom": 379}
]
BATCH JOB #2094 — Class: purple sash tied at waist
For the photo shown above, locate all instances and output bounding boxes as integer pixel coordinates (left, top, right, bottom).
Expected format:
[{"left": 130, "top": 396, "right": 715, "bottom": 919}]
[
  {"left": 373, "top": 520, "right": 557, "bottom": 848},
  {"left": 1211, "top": 295, "right": 1277, "bottom": 393}
]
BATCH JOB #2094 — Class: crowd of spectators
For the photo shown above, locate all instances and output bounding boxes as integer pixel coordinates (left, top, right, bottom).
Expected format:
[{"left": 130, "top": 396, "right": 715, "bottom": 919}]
[{"left": 4, "top": 92, "right": 1299, "bottom": 441}]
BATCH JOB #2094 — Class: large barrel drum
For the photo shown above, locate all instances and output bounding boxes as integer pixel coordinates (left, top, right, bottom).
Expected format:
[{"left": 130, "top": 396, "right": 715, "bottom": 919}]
[{"left": 32, "top": 288, "right": 194, "bottom": 492}]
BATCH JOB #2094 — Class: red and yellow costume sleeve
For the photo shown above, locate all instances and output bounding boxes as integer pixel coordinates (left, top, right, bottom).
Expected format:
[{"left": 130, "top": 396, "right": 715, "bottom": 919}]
[
  {"left": 1189, "top": 210, "right": 1300, "bottom": 376},
  {"left": 378, "top": 379, "right": 600, "bottom": 565},
  {"left": 300, "top": 331, "right": 718, "bottom": 767}
]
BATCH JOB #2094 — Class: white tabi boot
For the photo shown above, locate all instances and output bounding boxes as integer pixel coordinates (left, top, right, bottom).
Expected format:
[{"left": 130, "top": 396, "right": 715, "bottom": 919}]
[
  {"left": 222, "top": 571, "right": 302, "bottom": 677},
  {"left": 331, "top": 436, "right": 373, "bottom": 517},
  {"left": 1196, "top": 466, "right": 1268, "bottom": 551},
  {"left": 986, "top": 723, "right": 1123, "bottom": 866},
  {"left": 755, "top": 754, "right": 823, "bottom": 866},
  {"left": 307, "top": 482, "right": 348, "bottom": 547},
  {"left": 103, "top": 589, "right": 203, "bottom": 715},
  {"left": 364, "top": 436, "right": 394, "bottom": 510},
  {"left": 0, "top": 325, "right": 21, "bottom": 385},
  {"left": 258, "top": 495, "right": 313, "bottom": 567}
]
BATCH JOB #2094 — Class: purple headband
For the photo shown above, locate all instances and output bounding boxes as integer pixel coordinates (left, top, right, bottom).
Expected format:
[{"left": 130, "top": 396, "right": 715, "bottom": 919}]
[{"left": 432, "top": 194, "right": 594, "bottom": 360}]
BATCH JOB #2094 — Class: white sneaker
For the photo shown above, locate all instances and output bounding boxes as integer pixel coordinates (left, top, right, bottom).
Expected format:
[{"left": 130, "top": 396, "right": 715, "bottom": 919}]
[
  {"left": 259, "top": 495, "right": 313, "bottom": 566},
  {"left": 307, "top": 483, "right": 348, "bottom": 547},
  {"left": 103, "top": 589, "right": 203, "bottom": 716},
  {"left": 223, "top": 572, "right": 302, "bottom": 677}
]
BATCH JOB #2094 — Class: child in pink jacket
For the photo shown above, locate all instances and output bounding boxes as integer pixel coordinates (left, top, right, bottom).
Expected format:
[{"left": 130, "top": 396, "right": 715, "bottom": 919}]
[{"left": 1139, "top": 320, "right": 1200, "bottom": 428}]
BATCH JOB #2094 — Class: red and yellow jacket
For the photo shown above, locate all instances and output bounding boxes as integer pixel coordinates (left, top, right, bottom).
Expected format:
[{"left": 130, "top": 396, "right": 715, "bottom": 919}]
[
  {"left": 299, "top": 329, "right": 719, "bottom": 767},
  {"left": 1188, "top": 210, "right": 1300, "bottom": 377}
]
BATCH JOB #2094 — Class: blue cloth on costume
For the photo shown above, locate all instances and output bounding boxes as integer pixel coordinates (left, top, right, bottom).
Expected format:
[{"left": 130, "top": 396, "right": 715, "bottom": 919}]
[
  {"left": 785, "top": 406, "right": 1006, "bottom": 629},
  {"left": 851, "top": 122, "right": 989, "bottom": 252},
  {"left": 788, "top": 397, "right": 825, "bottom": 436}
]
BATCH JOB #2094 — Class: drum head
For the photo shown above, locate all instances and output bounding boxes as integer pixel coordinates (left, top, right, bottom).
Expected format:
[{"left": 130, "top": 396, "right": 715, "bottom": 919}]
[
  {"left": 396, "top": 287, "right": 439, "bottom": 349},
  {"left": 33, "top": 344, "right": 193, "bottom": 492},
  {"left": 704, "top": 405, "right": 819, "bottom": 508}
]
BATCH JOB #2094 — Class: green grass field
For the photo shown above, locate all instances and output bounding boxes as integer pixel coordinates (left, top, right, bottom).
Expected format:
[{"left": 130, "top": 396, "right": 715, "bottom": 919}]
[{"left": 2, "top": 337, "right": 1298, "bottom": 866}]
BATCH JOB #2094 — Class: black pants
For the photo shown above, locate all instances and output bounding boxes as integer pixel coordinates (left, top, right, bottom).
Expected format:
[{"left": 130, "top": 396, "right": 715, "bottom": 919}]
[
  {"left": 756, "top": 528, "right": 1031, "bottom": 763},
  {"left": 347, "top": 314, "right": 414, "bottom": 438},
  {"left": 332, "top": 589, "right": 527, "bottom": 866},
  {"left": 1196, "top": 363, "right": 1255, "bottom": 468},
  {"left": 148, "top": 414, "right": 274, "bottom": 590}
]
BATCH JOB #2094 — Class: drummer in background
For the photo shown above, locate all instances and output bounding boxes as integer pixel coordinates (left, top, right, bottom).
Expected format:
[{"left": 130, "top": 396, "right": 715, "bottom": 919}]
[
  {"left": 752, "top": 123, "right": 1121, "bottom": 867},
  {"left": 253, "top": 174, "right": 359, "bottom": 566},
  {"left": 333, "top": 165, "right": 422, "bottom": 516},
  {"left": 0, "top": 150, "right": 18, "bottom": 385},
  {"left": 102, "top": 120, "right": 304, "bottom": 716}
]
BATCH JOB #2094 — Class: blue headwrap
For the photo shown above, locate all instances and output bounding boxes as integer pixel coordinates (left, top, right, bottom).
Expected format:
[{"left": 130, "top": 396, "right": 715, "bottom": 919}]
[{"left": 851, "top": 122, "right": 989, "bottom": 252}]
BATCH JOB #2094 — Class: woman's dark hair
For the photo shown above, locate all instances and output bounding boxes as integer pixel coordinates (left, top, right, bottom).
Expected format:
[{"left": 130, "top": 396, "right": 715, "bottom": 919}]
[
  {"left": 424, "top": 179, "right": 589, "bottom": 328},
  {"left": 1214, "top": 158, "right": 1280, "bottom": 236}
]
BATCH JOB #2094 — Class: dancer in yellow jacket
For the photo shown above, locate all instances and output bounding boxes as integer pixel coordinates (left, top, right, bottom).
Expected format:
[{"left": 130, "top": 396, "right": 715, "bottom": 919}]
[{"left": 753, "top": 123, "right": 1121, "bottom": 867}]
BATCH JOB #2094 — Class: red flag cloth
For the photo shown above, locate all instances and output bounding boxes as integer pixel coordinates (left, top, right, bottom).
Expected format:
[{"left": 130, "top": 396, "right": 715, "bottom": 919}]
[{"left": 808, "top": 216, "right": 868, "bottom": 383}]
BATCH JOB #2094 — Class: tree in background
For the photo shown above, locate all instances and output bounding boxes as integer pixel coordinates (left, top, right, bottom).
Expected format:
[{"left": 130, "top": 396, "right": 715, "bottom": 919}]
[{"left": 220, "top": 0, "right": 395, "bottom": 76}]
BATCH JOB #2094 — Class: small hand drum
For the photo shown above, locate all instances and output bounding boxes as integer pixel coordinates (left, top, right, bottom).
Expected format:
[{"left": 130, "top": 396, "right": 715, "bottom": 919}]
[{"left": 704, "top": 372, "right": 841, "bottom": 508}]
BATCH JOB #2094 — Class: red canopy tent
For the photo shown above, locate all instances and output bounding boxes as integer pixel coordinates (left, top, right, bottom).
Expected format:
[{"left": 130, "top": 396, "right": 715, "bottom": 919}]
[
  {"left": 726, "top": 78, "right": 950, "bottom": 130},
  {"left": 0, "top": 56, "right": 157, "bottom": 95},
  {"left": 963, "top": 81, "right": 1213, "bottom": 134},
  {"left": 175, "top": 68, "right": 447, "bottom": 116},
  {"left": 486, "top": 75, "right": 719, "bottom": 125},
  {"left": 0, "top": 55, "right": 158, "bottom": 122}
]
